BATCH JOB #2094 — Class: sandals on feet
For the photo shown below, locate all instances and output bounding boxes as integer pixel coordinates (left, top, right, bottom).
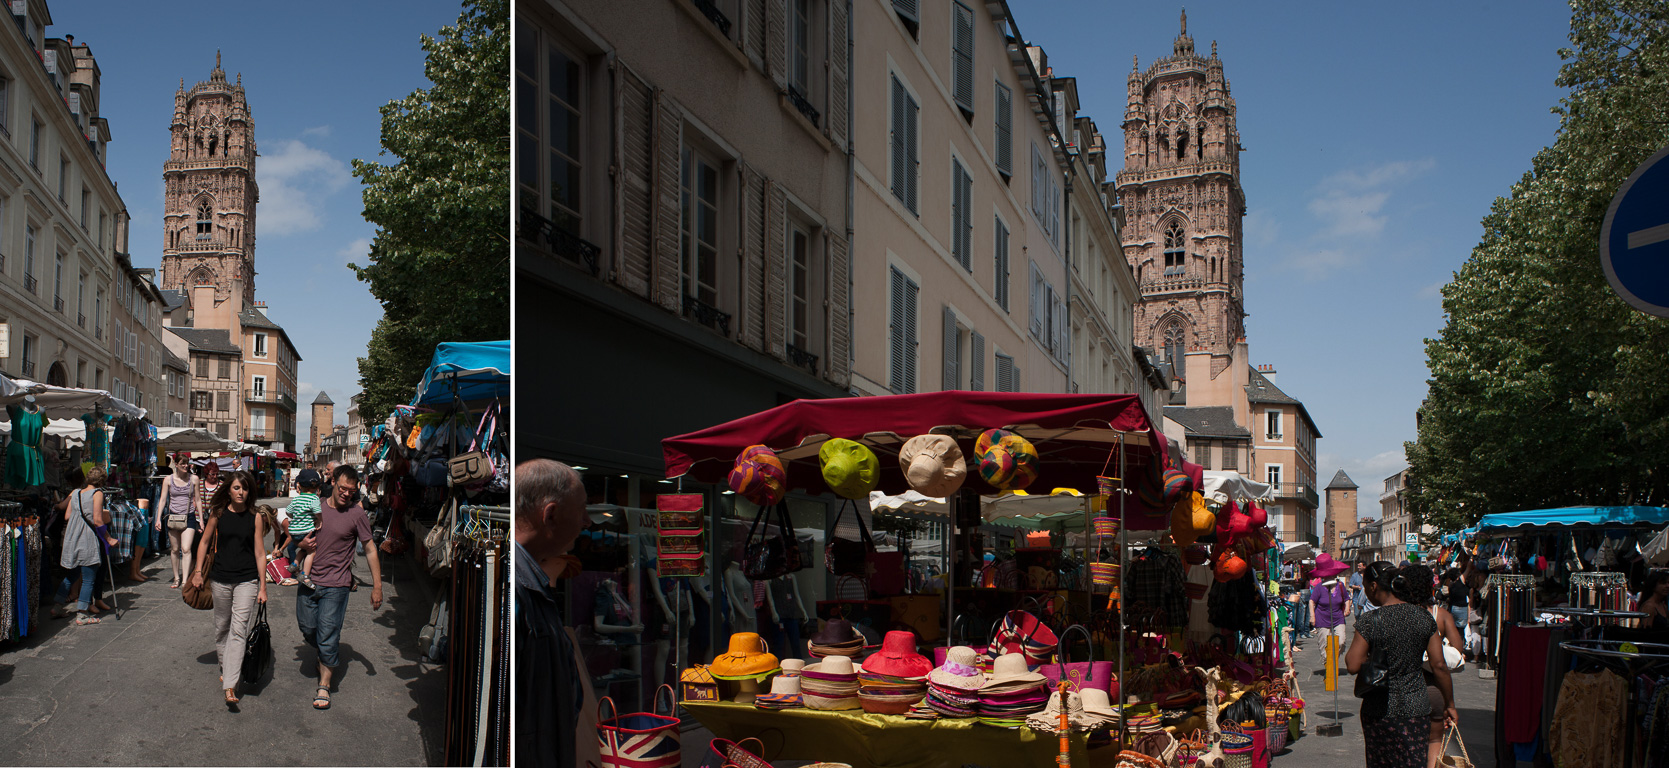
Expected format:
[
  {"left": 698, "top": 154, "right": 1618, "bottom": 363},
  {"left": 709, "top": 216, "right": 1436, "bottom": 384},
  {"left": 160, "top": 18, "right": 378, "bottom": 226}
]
[
  {"left": 74, "top": 614, "right": 101, "bottom": 625},
  {"left": 225, "top": 688, "right": 240, "bottom": 709},
  {"left": 280, "top": 578, "right": 298, "bottom": 587},
  {"left": 313, "top": 687, "right": 331, "bottom": 710}
]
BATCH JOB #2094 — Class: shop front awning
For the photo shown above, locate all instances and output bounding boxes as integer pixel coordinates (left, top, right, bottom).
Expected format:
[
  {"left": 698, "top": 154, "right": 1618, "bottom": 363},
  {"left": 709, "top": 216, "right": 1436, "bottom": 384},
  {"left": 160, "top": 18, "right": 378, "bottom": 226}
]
[
  {"left": 0, "top": 375, "right": 145, "bottom": 419},
  {"left": 157, "top": 427, "right": 231, "bottom": 453},
  {"left": 663, "top": 391, "right": 1166, "bottom": 499},
  {"left": 1475, "top": 506, "right": 1669, "bottom": 532},
  {"left": 410, "top": 340, "right": 510, "bottom": 408},
  {"left": 1201, "top": 471, "right": 1272, "bottom": 505}
]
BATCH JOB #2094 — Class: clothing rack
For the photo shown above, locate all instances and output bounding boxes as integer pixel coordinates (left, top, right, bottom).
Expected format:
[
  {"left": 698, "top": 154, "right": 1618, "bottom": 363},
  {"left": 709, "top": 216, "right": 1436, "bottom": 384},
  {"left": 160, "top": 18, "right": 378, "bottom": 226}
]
[
  {"left": 1569, "top": 572, "right": 1630, "bottom": 612},
  {"left": 1487, "top": 574, "right": 1537, "bottom": 666},
  {"left": 1559, "top": 639, "right": 1669, "bottom": 768}
]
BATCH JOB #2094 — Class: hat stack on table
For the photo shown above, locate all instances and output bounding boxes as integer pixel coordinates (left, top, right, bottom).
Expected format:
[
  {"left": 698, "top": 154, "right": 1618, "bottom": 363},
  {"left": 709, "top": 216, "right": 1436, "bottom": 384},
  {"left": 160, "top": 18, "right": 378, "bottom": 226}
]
[
  {"left": 857, "top": 631, "right": 931, "bottom": 715},
  {"left": 974, "top": 653, "right": 1050, "bottom": 727},
  {"left": 910, "top": 645, "right": 987, "bottom": 719},
  {"left": 754, "top": 673, "right": 804, "bottom": 710},
  {"left": 709, "top": 632, "right": 781, "bottom": 703},
  {"left": 1078, "top": 688, "right": 1122, "bottom": 730},
  {"left": 808, "top": 619, "right": 865, "bottom": 659},
  {"left": 801, "top": 656, "right": 863, "bottom": 711},
  {"left": 1026, "top": 690, "right": 1087, "bottom": 733}
]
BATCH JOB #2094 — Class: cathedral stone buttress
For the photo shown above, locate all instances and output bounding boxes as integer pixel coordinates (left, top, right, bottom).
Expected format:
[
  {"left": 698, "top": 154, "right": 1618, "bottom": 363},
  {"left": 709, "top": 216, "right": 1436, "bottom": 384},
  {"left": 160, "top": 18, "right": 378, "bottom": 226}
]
[
  {"left": 1116, "top": 12, "right": 1247, "bottom": 379},
  {"left": 160, "top": 52, "right": 258, "bottom": 308}
]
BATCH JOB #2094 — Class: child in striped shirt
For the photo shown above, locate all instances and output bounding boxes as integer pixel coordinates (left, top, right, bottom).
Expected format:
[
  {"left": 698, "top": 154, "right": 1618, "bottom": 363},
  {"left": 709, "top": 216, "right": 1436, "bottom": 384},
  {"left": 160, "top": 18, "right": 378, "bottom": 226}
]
[{"left": 285, "top": 468, "right": 324, "bottom": 588}]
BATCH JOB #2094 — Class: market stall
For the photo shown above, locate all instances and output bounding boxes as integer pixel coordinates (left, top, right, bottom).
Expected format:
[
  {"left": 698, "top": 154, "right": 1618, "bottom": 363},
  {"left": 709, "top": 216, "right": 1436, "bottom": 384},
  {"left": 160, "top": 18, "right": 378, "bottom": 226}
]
[
  {"left": 354, "top": 340, "right": 510, "bottom": 766},
  {"left": 1467, "top": 506, "right": 1669, "bottom": 767},
  {"left": 649, "top": 392, "right": 1303, "bottom": 768}
]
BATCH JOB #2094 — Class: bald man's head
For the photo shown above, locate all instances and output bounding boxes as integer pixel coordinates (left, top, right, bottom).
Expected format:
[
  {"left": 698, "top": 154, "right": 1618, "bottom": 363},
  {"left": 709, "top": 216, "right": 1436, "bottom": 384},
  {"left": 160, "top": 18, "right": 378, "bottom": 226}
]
[{"left": 516, "top": 458, "right": 586, "bottom": 556}]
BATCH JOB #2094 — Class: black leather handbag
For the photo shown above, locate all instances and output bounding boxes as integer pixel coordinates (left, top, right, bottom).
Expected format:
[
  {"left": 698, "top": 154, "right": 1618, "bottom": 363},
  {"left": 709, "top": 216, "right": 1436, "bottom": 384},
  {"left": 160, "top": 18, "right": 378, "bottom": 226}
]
[
  {"left": 241, "top": 602, "right": 273, "bottom": 685},
  {"left": 1353, "top": 625, "right": 1391, "bottom": 718},
  {"left": 742, "top": 503, "right": 803, "bottom": 580}
]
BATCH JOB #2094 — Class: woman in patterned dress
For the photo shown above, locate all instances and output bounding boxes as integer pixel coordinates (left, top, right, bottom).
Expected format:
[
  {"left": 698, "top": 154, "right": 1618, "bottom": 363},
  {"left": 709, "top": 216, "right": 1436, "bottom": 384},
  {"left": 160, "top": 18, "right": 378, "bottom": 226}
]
[{"left": 1347, "top": 561, "right": 1457, "bottom": 768}]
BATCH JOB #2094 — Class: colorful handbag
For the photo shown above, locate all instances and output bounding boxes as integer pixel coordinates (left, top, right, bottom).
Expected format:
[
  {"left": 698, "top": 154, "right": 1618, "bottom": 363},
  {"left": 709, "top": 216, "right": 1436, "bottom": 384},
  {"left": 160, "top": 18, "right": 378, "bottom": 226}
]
[
  {"left": 264, "top": 555, "right": 292, "bottom": 584},
  {"left": 1040, "top": 623, "right": 1116, "bottom": 697},
  {"left": 598, "top": 685, "right": 682, "bottom": 768},
  {"left": 700, "top": 737, "right": 770, "bottom": 768},
  {"left": 987, "top": 609, "right": 1059, "bottom": 666}
]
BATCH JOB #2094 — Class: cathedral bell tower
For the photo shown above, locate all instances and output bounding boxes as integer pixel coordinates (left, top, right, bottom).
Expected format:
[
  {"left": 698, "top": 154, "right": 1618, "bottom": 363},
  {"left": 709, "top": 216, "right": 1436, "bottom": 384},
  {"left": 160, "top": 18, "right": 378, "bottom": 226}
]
[
  {"left": 160, "top": 51, "right": 259, "bottom": 310},
  {"left": 1116, "top": 12, "right": 1247, "bottom": 380}
]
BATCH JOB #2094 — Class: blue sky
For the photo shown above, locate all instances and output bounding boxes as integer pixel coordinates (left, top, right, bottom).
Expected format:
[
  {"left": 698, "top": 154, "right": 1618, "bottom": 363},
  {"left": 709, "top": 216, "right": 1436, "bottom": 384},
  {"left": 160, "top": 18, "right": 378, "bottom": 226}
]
[
  {"left": 1008, "top": 1, "right": 1575, "bottom": 524},
  {"left": 53, "top": 1, "right": 469, "bottom": 441}
]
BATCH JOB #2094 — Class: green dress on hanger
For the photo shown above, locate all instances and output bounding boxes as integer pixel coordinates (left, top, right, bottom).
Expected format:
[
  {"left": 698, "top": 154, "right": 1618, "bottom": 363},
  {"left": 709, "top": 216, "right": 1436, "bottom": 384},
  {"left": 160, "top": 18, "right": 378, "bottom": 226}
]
[{"left": 6, "top": 404, "right": 44, "bottom": 488}]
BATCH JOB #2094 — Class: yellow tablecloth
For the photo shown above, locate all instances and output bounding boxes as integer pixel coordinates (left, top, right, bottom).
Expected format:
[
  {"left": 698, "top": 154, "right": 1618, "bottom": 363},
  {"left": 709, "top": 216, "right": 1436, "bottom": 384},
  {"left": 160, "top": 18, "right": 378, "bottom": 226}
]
[{"left": 681, "top": 701, "right": 1118, "bottom": 768}]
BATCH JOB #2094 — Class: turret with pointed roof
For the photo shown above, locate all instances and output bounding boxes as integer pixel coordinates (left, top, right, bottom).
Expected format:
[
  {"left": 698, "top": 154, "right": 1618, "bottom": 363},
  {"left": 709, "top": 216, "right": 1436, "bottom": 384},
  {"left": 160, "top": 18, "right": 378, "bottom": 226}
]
[{"left": 1327, "top": 470, "right": 1358, "bottom": 490}]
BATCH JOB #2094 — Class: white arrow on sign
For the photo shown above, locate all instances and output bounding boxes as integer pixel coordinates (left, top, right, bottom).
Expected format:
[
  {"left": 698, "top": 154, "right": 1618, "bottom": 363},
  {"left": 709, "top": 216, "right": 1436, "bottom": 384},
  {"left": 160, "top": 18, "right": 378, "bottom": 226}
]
[{"left": 1630, "top": 222, "right": 1669, "bottom": 249}]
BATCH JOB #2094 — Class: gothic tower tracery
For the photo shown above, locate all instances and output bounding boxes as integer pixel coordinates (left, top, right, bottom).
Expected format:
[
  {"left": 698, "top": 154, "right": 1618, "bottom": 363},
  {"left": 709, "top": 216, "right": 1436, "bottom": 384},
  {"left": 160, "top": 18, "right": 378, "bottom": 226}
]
[
  {"left": 1116, "top": 12, "right": 1247, "bottom": 378},
  {"left": 160, "top": 52, "right": 258, "bottom": 307}
]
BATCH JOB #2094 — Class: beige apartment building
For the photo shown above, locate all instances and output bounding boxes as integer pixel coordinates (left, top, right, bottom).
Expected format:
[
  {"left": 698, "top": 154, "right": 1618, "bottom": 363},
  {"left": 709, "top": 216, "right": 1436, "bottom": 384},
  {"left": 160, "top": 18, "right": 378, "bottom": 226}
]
[
  {"left": 518, "top": 0, "right": 853, "bottom": 477},
  {"left": 107, "top": 256, "right": 166, "bottom": 413},
  {"left": 1248, "top": 364, "right": 1320, "bottom": 545},
  {"left": 0, "top": 5, "right": 132, "bottom": 406},
  {"left": 1053, "top": 75, "right": 1150, "bottom": 414},
  {"left": 161, "top": 343, "right": 188, "bottom": 427},
  {"left": 849, "top": 1, "right": 1073, "bottom": 397}
]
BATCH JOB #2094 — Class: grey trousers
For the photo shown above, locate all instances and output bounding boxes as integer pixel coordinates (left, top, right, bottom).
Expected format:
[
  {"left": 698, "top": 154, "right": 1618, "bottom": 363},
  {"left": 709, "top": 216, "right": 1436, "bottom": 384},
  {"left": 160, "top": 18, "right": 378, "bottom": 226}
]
[{"left": 213, "top": 579, "right": 259, "bottom": 690}]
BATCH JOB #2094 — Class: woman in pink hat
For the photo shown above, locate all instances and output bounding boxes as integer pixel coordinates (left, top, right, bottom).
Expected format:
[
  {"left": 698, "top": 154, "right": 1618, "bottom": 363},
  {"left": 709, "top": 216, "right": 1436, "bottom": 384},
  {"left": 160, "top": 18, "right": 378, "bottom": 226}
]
[{"left": 1309, "top": 554, "right": 1353, "bottom": 647}]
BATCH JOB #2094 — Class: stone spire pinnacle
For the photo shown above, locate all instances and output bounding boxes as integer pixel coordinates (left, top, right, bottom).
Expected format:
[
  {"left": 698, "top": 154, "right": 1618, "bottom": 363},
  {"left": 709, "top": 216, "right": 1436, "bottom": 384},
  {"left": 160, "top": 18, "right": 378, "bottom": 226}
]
[
  {"left": 211, "top": 50, "right": 224, "bottom": 82},
  {"left": 1173, "top": 8, "right": 1195, "bottom": 56},
  {"left": 1180, "top": 7, "right": 1186, "bottom": 35}
]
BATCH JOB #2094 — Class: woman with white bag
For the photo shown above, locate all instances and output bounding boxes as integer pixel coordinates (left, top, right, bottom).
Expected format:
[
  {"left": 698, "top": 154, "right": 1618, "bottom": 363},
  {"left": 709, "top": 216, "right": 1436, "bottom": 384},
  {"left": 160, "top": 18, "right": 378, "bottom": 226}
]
[{"left": 1403, "top": 563, "right": 1466, "bottom": 768}]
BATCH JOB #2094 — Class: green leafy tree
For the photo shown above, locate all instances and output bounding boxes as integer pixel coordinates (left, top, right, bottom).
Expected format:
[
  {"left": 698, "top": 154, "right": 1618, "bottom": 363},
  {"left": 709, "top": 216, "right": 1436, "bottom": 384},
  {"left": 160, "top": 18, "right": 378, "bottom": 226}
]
[
  {"left": 1406, "top": 0, "right": 1669, "bottom": 532},
  {"left": 350, "top": 0, "right": 509, "bottom": 422}
]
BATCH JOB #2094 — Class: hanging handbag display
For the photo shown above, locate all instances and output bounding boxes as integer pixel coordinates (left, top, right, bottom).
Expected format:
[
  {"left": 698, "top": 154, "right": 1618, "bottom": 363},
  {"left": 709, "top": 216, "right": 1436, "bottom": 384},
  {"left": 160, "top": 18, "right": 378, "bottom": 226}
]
[
  {"left": 241, "top": 602, "right": 273, "bottom": 684},
  {"left": 988, "top": 609, "right": 1060, "bottom": 666},
  {"left": 182, "top": 531, "right": 218, "bottom": 610},
  {"left": 825, "top": 499, "right": 876, "bottom": 579},
  {"left": 1040, "top": 623, "right": 1117, "bottom": 696},
  {"left": 597, "top": 685, "right": 682, "bottom": 768},
  {"left": 742, "top": 502, "right": 803, "bottom": 580},
  {"left": 449, "top": 405, "right": 497, "bottom": 486},
  {"left": 425, "top": 498, "right": 459, "bottom": 573}
]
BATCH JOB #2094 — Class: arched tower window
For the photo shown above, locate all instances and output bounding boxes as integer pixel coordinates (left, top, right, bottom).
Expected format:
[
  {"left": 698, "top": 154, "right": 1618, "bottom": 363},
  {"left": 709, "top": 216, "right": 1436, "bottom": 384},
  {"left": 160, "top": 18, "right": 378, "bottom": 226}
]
[
  {"left": 1176, "top": 126, "right": 1188, "bottom": 160},
  {"left": 1162, "top": 319, "right": 1187, "bottom": 364},
  {"left": 196, "top": 202, "right": 213, "bottom": 240},
  {"left": 208, "top": 134, "right": 217, "bottom": 156},
  {"left": 1163, "top": 221, "right": 1186, "bottom": 276}
]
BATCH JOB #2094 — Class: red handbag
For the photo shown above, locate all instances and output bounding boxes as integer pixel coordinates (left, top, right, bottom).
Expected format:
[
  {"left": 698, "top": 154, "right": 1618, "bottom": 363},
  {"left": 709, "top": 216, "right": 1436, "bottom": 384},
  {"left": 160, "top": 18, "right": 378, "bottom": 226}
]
[{"left": 265, "top": 556, "right": 292, "bottom": 583}]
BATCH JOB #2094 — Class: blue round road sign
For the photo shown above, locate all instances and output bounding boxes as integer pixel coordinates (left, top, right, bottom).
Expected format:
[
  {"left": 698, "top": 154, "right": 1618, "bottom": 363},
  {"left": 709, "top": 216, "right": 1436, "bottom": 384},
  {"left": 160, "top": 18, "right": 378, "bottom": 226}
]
[{"left": 1602, "top": 145, "right": 1669, "bottom": 317}]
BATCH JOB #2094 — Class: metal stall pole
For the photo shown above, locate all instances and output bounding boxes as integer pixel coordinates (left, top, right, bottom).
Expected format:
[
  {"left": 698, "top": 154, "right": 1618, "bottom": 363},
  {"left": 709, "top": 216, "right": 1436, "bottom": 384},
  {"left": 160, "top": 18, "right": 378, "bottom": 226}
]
[
  {"left": 945, "top": 490, "right": 955, "bottom": 650},
  {"left": 1116, "top": 433, "right": 1127, "bottom": 748}
]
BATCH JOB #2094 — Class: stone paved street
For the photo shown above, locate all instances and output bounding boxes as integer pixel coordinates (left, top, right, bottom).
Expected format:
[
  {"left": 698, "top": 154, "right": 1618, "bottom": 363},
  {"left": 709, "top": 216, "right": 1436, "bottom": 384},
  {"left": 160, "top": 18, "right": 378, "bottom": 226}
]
[{"left": 0, "top": 518, "right": 448, "bottom": 766}]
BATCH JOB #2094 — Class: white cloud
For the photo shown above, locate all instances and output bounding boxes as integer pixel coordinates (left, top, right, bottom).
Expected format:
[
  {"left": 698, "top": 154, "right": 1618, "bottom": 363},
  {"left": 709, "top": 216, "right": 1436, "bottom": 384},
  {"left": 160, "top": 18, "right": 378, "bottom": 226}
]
[
  {"left": 1418, "top": 279, "right": 1447, "bottom": 299},
  {"left": 1285, "top": 247, "right": 1353, "bottom": 277},
  {"left": 1243, "top": 210, "right": 1280, "bottom": 250},
  {"left": 301, "top": 125, "right": 332, "bottom": 138},
  {"left": 257, "top": 140, "right": 353, "bottom": 235},
  {"left": 1319, "top": 159, "right": 1436, "bottom": 192},
  {"left": 337, "top": 237, "right": 372, "bottom": 266},
  {"left": 1308, "top": 190, "right": 1391, "bottom": 238}
]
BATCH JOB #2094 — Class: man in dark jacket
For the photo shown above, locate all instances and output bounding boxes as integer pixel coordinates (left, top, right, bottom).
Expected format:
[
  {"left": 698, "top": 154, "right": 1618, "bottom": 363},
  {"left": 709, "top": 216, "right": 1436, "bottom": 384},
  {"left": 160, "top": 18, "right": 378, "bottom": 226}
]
[{"left": 515, "top": 459, "right": 589, "bottom": 768}]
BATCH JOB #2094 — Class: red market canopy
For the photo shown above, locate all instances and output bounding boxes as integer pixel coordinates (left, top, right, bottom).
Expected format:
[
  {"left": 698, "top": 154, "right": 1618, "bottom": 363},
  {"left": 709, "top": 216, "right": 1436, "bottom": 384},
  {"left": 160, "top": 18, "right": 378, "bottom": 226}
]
[{"left": 662, "top": 391, "right": 1168, "bottom": 501}]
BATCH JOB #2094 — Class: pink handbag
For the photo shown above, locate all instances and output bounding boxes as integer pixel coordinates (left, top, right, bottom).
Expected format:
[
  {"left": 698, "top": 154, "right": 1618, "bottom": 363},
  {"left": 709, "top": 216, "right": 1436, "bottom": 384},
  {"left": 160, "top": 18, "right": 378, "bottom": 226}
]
[
  {"left": 265, "top": 556, "right": 292, "bottom": 584},
  {"left": 1039, "top": 624, "right": 1116, "bottom": 697}
]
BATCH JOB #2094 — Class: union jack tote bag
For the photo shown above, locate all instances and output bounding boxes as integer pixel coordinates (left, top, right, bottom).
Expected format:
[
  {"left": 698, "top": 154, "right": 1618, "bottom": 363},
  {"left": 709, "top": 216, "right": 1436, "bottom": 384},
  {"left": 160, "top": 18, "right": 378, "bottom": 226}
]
[{"left": 597, "top": 685, "right": 681, "bottom": 768}]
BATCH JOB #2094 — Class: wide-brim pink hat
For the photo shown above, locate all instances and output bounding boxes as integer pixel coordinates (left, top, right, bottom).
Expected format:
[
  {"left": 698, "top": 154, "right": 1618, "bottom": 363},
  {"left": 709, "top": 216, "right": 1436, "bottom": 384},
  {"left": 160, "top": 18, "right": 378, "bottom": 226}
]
[
  {"left": 863, "top": 631, "right": 932, "bottom": 678},
  {"left": 1312, "top": 553, "right": 1350, "bottom": 580}
]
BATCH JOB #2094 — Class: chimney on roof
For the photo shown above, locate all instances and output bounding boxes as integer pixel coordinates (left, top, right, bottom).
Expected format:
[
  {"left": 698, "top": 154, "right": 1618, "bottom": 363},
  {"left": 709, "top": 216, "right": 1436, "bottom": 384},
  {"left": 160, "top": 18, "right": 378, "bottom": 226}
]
[{"left": 1258, "top": 363, "right": 1276, "bottom": 385}]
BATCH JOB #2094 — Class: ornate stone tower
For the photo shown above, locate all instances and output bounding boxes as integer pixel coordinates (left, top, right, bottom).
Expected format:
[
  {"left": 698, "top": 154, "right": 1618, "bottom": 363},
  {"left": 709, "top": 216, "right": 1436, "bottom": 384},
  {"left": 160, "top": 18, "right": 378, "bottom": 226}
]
[
  {"left": 1325, "top": 470, "right": 1359, "bottom": 559},
  {"left": 160, "top": 52, "right": 258, "bottom": 307},
  {"left": 1115, "top": 12, "right": 1246, "bottom": 378}
]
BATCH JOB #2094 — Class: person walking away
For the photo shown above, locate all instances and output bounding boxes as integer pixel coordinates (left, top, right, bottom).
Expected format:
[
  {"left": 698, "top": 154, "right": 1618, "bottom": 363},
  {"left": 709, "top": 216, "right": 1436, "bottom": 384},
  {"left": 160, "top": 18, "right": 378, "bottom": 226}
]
[
  {"left": 1310, "top": 554, "right": 1352, "bottom": 655},
  {"left": 293, "top": 464, "right": 382, "bottom": 711},
  {"left": 194, "top": 461, "right": 222, "bottom": 527},
  {"left": 157, "top": 454, "right": 201, "bottom": 589},
  {"left": 1402, "top": 564, "right": 1466, "bottom": 768},
  {"left": 1348, "top": 561, "right": 1456, "bottom": 768},
  {"left": 1441, "top": 569, "right": 1471, "bottom": 650},
  {"left": 52, "top": 468, "right": 110, "bottom": 625},
  {"left": 515, "top": 459, "right": 596, "bottom": 768},
  {"left": 189, "top": 469, "right": 268, "bottom": 710},
  {"left": 1351, "top": 562, "right": 1368, "bottom": 614},
  {"left": 284, "top": 469, "right": 324, "bottom": 588}
]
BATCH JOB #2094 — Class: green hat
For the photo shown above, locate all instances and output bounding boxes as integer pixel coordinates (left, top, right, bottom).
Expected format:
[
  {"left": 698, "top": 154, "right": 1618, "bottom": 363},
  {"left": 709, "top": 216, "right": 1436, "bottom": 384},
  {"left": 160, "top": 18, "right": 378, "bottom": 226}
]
[{"left": 819, "top": 438, "right": 879, "bottom": 500}]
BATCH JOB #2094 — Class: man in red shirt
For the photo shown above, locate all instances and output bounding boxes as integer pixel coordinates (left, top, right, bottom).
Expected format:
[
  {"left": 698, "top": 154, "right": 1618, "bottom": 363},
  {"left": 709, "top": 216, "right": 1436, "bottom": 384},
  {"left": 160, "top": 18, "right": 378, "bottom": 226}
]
[{"left": 296, "top": 464, "right": 383, "bottom": 710}]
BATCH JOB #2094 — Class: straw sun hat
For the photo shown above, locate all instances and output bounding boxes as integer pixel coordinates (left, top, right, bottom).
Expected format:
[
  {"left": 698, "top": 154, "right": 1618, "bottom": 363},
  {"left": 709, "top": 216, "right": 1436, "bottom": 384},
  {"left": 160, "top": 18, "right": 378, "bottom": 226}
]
[
  {"left": 927, "top": 646, "right": 988, "bottom": 691},
  {"left": 898, "top": 434, "right": 966, "bottom": 498}
]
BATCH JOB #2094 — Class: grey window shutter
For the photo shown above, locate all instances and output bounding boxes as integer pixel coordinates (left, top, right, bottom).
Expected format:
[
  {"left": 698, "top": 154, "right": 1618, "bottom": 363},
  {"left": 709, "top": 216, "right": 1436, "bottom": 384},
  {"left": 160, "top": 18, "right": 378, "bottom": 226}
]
[
  {"left": 905, "top": 91, "right": 919, "bottom": 214},
  {"left": 1012, "top": 363, "right": 1020, "bottom": 393},
  {"left": 892, "top": 0, "right": 919, "bottom": 27},
  {"left": 958, "top": 164, "right": 972, "bottom": 271},
  {"left": 994, "top": 82, "right": 1012, "bottom": 176},
  {"left": 952, "top": 2, "right": 974, "bottom": 114},
  {"left": 890, "top": 78, "right": 906, "bottom": 205},
  {"left": 903, "top": 274, "right": 918, "bottom": 393},
  {"left": 970, "top": 331, "right": 984, "bottom": 391},
  {"left": 942, "top": 305, "right": 958, "bottom": 391},
  {"left": 994, "top": 217, "right": 1009, "bottom": 310},
  {"left": 1029, "top": 262, "right": 1044, "bottom": 338},
  {"left": 828, "top": 0, "right": 849, "bottom": 149},
  {"left": 890, "top": 267, "right": 906, "bottom": 393}
]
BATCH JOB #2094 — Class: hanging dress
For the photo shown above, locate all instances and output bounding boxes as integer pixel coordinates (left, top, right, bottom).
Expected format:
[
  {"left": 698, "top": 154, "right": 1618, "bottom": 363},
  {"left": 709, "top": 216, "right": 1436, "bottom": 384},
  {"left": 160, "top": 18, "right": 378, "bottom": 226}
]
[
  {"left": 81, "top": 413, "right": 112, "bottom": 469},
  {"left": 5, "top": 405, "right": 44, "bottom": 488}
]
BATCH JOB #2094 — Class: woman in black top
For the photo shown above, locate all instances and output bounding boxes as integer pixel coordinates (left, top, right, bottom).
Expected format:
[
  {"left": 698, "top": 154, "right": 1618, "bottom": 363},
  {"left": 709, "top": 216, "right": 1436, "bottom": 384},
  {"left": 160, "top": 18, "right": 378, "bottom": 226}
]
[
  {"left": 190, "top": 469, "right": 268, "bottom": 709},
  {"left": 1347, "top": 561, "right": 1456, "bottom": 768}
]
